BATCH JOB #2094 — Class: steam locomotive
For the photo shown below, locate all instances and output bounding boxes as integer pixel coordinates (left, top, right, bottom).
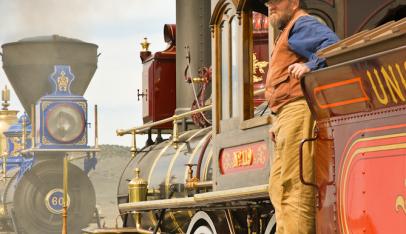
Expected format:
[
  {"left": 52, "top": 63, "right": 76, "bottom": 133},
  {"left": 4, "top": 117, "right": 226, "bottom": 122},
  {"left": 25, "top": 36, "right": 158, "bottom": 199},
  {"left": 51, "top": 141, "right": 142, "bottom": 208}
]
[
  {"left": 0, "top": 35, "right": 99, "bottom": 234},
  {"left": 80, "top": 0, "right": 406, "bottom": 234}
]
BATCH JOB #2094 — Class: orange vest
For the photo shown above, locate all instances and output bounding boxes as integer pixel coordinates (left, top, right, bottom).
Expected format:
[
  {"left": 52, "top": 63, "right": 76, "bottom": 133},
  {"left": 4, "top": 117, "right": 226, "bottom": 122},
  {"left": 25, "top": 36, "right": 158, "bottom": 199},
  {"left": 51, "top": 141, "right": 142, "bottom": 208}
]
[{"left": 265, "top": 10, "right": 308, "bottom": 113}]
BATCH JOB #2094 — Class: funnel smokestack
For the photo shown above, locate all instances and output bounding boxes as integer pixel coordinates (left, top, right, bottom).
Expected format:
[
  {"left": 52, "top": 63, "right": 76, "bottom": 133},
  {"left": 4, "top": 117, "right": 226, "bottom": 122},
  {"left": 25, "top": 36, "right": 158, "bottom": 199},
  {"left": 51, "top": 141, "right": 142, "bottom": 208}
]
[{"left": 1, "top": 35, "right": 98, "bottom": 116}]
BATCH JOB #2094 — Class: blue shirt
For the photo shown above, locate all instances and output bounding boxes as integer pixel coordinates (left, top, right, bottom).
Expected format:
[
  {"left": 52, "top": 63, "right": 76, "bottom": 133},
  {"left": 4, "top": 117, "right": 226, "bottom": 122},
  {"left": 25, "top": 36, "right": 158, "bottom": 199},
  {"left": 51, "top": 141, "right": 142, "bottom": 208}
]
[{"left": 288, "top": 16, "right": 340, "bottom": 71}]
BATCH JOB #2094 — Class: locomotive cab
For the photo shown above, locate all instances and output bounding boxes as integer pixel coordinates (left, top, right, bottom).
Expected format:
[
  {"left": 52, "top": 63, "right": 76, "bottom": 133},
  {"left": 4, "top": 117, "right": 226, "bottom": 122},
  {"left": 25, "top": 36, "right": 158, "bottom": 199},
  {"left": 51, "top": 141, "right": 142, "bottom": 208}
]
[{"left": 210, "top": 0, "right": 272, "bottom": 192}]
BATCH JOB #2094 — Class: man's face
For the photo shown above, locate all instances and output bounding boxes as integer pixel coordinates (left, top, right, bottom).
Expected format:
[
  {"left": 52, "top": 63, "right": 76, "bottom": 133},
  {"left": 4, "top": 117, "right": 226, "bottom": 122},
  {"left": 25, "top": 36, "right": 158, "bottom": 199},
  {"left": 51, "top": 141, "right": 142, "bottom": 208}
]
[{"left": 268, "top": 0, "right": 298, "bottom": 29}]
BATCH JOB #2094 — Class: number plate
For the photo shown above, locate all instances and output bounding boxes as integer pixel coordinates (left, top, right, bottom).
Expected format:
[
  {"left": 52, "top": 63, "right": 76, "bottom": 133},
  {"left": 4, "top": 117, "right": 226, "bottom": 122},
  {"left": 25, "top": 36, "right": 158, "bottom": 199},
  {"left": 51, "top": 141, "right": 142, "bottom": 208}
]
[{"left": 45, "top": 189, "right": 70, "bottom": 214}]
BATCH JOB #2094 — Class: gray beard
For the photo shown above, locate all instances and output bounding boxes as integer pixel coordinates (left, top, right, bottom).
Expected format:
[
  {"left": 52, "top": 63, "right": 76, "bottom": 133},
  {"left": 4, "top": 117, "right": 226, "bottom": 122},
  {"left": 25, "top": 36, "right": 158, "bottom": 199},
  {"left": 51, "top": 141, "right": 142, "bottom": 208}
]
[
  {"left": 271, "top": 8, "right": 295, "bottom": 30},
  {"left": 271, "top": 17, "right": 289, "bottom": 30}
]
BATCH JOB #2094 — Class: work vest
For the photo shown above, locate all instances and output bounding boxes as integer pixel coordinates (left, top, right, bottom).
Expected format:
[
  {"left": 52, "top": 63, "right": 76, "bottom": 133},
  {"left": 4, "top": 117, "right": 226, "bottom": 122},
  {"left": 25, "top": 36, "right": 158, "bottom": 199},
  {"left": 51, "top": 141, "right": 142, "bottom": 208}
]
[{"left": 265, "top": 9, "right": 308, "bottom": 113}]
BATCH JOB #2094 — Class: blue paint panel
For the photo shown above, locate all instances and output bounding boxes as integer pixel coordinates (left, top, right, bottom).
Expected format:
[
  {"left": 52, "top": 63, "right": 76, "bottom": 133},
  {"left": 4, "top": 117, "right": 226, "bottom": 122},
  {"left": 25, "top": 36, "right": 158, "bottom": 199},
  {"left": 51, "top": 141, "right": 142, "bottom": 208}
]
[{"left": 49, "top": 65, "right": 75, "bottom": 96}]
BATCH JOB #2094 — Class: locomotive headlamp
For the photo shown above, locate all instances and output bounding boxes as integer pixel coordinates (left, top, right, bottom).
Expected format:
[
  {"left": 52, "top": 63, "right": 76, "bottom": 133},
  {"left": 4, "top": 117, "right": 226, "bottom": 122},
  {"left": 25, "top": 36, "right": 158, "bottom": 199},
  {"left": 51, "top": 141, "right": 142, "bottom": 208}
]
[
  {"left": 46, "top": 103, "right": 85, "bottom": 143},
  {"left": 36, "top": 65, "right": 88, "bottom": 148}
]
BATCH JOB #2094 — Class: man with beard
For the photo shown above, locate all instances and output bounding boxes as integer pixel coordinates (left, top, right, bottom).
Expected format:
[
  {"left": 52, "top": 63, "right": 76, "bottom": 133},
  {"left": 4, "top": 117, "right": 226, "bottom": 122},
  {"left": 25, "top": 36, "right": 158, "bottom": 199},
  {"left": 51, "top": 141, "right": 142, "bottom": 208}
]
[{"left": 264, "top": 0, "right": 339, "bottom": 233}]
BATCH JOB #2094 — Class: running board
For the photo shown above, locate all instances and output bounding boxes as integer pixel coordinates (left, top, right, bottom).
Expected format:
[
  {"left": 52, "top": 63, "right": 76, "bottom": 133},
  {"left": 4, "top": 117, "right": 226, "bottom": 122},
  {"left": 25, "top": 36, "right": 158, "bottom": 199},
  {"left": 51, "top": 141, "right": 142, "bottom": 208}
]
[
  {"left": 119, "top": 184, "right": 268, "bottom": 212},
  {"left": 82, "top": 227, "right": 157, "bottom": 234}
]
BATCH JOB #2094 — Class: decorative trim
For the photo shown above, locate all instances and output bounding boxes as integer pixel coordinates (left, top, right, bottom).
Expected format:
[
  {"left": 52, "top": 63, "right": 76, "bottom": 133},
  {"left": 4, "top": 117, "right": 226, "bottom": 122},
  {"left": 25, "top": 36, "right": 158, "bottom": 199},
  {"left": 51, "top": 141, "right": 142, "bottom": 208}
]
[{"left": 210, "top": 0, "right": 230, "bottom": 27}]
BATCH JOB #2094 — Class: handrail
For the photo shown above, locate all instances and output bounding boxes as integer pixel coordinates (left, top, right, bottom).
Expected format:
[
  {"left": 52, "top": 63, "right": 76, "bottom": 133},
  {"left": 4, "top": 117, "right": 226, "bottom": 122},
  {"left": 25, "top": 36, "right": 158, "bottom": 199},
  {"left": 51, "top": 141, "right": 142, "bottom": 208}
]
[
  {"left": 116, "top": 105, "right": 212, "bottom": 157},
  {"left": 116, "top": 89, "right": 265, "bottom": 136},
  {"left": 254, "top": 88, "right": 265, "bottom": 96},
  {"left": 117, "top": 88, "right": 265, "bottom": 136},
  {"left": 116, "top": 88, "right": 265, "bottom": 158},
  {"left": 116, "top": 105, "right": 212, "bottom": 136}
]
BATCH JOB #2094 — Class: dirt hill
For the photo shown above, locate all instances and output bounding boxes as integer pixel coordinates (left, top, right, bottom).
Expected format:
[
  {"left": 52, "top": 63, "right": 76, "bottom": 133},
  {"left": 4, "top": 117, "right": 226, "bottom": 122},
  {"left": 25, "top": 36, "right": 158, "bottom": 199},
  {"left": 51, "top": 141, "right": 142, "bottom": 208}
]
[{"left": 74, "top": 144, "right": 132, "bottom": 228}]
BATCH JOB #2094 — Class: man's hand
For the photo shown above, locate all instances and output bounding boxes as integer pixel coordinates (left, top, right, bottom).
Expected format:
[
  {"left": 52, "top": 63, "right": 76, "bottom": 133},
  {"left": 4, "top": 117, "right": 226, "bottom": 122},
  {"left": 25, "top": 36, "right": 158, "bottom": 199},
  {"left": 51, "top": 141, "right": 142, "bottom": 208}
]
[
  {"left": 288, "top": 63, "right": 310, "bottom": 80},
  {"left": 270, "top": 131, "right": 276, "bottom": 143}
]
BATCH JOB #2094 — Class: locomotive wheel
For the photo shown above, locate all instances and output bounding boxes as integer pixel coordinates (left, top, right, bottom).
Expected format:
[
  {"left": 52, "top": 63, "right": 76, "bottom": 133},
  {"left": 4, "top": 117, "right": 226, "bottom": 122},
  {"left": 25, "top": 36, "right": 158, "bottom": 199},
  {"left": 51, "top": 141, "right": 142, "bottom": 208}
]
[
  {"left": 13, "top": 159, "right": 95, "bottom": 234},
  {"left": 264, "top": 212, "right": 276, "bottom": 234},
  {"left": 193, "top": 225, "right": 214, "bottom": 234},
  {"left": 187, "top": 211, "right": 231, "bottom": 234}
]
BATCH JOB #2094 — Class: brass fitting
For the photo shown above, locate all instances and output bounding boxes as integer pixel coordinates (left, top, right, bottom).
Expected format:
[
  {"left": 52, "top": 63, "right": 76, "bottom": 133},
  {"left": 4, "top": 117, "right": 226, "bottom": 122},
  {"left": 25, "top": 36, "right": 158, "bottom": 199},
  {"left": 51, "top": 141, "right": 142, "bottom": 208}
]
[
  {"left": 130, "top": 132, "right": 137, "bottom": 158},
  {"left": 1, "top": 86, "right": 10, "bottom": 110},
  {"left": 172, "top": 117, "right": 179, "bottom": 149},
  {"left": 185, "top": 164, "right": 199, "bottom": 190},
  {"left": 128, "top": 168, "right": 148, "bottom": 228},
  {"left": 191, "top": 77, "right": 206, "bottom": 83},
  {"left": 147, "top": 188, "right": 160, "bottom": 196},
  {"left": 140, "top": 38, "right": 150, "bottom": 52}
]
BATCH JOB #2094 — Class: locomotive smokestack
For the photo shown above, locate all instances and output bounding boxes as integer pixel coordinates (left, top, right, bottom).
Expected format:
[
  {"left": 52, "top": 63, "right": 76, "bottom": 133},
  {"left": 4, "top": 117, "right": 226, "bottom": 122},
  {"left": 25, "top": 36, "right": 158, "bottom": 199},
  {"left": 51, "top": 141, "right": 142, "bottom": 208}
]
[
  {"left": 176, "top": 0, "right": 211, "bottom": 114},
  {"left": 1, "top": 35, "right": 98, "bottom": 116}
]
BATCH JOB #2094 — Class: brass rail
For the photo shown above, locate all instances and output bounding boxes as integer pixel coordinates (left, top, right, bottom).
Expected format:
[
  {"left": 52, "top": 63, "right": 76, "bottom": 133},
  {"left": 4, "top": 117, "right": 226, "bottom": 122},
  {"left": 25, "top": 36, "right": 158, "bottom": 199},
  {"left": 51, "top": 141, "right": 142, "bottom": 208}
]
[
  {"left": 62, "top": 154, "right": 68, "bottom": 234},
  {"left": 117, "top": 89, "right": 264, "bottom": 157},
  {"left": 116, "top": 105, "right": 212, "bottom": 136},
  {"left": 116, "top": 105, "right": 212, "bottom": 157},
  {"left": 116, "top": 88, "right": 264, "bottom": 136},
  {"left": 119, "top": 184, "right": 268, "bottom": 212}
]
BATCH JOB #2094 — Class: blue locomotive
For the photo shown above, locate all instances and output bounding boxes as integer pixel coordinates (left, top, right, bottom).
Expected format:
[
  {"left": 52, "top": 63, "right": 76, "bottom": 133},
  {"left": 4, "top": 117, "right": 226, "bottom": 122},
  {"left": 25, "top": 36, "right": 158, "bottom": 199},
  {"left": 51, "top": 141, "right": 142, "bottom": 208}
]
[{"left": 0, "top": 35, "right": 99, "bottom": 234}]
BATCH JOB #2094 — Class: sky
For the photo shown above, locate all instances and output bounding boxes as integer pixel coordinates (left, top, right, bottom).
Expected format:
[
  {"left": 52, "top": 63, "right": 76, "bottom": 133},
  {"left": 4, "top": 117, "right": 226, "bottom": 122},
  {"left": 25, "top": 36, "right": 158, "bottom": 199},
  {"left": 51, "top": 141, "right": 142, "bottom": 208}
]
[{"left": 0, "top": 0, "right": 176, "bottom": 147}]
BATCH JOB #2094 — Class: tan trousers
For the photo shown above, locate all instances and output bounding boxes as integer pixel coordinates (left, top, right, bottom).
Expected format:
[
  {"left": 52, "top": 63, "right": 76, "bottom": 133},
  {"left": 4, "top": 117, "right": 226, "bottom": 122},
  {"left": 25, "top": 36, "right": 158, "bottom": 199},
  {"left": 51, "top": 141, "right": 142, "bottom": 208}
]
[{"left": 268, "top": 99, "right": 316, "bottom": 234}]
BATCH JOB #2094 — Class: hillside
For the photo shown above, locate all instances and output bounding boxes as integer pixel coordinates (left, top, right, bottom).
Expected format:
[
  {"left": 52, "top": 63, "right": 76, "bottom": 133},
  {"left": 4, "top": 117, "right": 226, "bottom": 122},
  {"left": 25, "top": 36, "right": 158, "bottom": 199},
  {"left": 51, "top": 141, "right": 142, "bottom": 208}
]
[{"left": 73, "top": 144, "right": 132, "bottom": 228}]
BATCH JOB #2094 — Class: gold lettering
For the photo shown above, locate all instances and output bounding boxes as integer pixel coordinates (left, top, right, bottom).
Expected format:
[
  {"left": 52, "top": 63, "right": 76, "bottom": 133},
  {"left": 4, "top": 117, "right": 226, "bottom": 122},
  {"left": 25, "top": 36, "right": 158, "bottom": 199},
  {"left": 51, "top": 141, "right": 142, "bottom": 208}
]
[
  {"left": 395, "top": 64, "right": 406, "bottom": 89},
  {"left": 232, "top": 149, "right": 253, "bottom": 168},
  {"left": 382, "top": 65, "right": 405, "bottom": 103},
  {"left": 404, "top": 61, "right": 406, "bottom": 73},
  {"left": 233, "top": 152, "right": 240, "bottom": 168},
  {"left": 367, "top": 69, "right": 388, "bottom": 105}
]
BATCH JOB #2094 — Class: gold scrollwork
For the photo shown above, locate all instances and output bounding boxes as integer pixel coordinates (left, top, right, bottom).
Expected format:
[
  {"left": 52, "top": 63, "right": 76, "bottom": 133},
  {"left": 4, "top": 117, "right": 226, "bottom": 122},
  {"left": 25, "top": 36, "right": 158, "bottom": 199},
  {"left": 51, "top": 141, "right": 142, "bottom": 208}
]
[
  {"left": 42, "top": 136, "right": 52, "bottom": 145},
  {"left": 254, "top": 145, "right": 266, "bottom": 165},
  {"left": 395, "top": 179, "right": 406, "bottom": 215},
  {"left": 222, "top": 152, "right": 233, "bottom": 170},
  {"left": 76, "top": 133, "right": 87, "bottom": 145},
  {"left": 77, "top": 101, "right": 87, "bottom": 111},
  {"left": 42, "top": 101, "right": 52, "bottom": 110},
  {"left": 253, "top": 53, "right": 268, "bottom": 83},
  {"left": 395, "top": 195, "right": 406, "bottom": 215},
  {"left": 11, "top": 137, "right": 22, "bottom": 156},
  {"left": 57, "top": 71, "right": 69, "bottom": 92}
]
